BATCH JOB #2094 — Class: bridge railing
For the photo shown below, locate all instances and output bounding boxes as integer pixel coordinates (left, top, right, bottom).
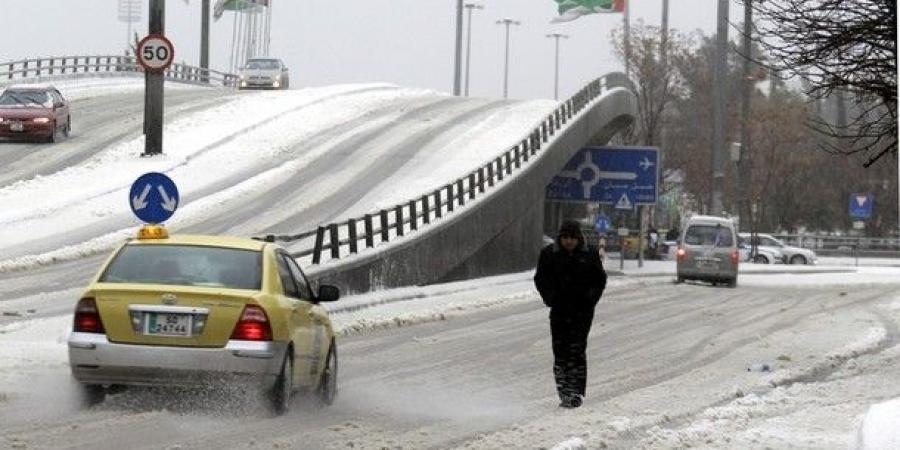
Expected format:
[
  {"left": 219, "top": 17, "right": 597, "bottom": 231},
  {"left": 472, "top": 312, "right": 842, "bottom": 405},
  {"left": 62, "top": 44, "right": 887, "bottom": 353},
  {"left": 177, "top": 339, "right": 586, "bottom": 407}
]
[
  {"left": 254, "top": 72, "right": 632, "bottom": 264},
  {"left": 0, "top": 55, "right": 238, "bottom": 88}
]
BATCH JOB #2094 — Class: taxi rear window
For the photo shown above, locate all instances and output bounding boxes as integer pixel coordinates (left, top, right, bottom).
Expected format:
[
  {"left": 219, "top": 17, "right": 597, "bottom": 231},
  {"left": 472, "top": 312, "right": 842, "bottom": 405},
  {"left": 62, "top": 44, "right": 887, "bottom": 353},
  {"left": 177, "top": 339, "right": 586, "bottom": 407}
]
[{"left": 99, "top": 244, "right": 262, "bottom": 290}]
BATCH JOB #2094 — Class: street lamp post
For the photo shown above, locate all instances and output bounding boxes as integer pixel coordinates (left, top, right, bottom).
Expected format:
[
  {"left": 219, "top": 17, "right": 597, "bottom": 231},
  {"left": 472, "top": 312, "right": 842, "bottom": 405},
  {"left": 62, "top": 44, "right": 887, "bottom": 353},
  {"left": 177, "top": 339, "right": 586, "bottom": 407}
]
[
  {"left": 463, "top": 3, "right": 484, "bottom": 97},
  {"left": 453, "top": 0, "right": 463, "bottom": 96},
  {"left": 546, "top": 33, "right": 568, "bottom": 100},
  {"left": 496, "top": 18, "right": 520, "bottom": 99}
]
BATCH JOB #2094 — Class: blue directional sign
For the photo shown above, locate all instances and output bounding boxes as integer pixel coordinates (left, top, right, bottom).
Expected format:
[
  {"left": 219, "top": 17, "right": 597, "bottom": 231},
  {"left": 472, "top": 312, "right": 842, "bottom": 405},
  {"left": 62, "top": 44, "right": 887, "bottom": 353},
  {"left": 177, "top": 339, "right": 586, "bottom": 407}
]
[
  {"left": 546, "top": 146, "right": 659, "bottom": 206},
  {"left": 129, "top": 172, "right": 179, "bottom": 224},
  {"left": 594, "top": 214, "right": 611, "bottom": 234},
  {"left": 849, "top": 193, "right": 874, "bottom": 219}
]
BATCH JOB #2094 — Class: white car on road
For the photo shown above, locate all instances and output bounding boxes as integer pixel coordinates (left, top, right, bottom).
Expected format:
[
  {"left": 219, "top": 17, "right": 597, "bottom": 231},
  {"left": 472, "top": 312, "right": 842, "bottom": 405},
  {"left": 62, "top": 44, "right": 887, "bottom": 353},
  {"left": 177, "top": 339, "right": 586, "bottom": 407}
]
[{"left": 739, "top": 232, "right": 817, "bottom": 265}]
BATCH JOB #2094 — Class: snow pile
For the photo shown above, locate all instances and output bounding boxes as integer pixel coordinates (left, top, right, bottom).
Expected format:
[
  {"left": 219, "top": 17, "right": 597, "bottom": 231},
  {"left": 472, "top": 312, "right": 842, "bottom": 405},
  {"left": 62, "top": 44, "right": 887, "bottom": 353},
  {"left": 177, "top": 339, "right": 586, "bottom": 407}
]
[
  {"left": 550, "top": 436, "right": 587, "bottom": 450},
  {"left": 854, "top": 398, "right": 900, "bottom": 450},
  {"left": 0, "top": 315, "right": 69, "bottom": 373}
]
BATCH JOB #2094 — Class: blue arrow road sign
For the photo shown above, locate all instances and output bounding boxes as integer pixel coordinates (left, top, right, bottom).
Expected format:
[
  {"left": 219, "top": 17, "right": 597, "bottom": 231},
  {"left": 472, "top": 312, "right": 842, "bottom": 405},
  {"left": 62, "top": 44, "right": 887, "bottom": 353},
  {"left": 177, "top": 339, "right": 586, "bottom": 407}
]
[
  {"left": 545, "top": 146, "right": 659, "bottom": 205},
  {"left": 848, "top": 193, "right": 873, "bottom": 219},
  {"left": 129, "top": 172, "right": 179, "bottom": 223},
  {"left": 594, "top": 214, "right": 611, "bottom": 234}
]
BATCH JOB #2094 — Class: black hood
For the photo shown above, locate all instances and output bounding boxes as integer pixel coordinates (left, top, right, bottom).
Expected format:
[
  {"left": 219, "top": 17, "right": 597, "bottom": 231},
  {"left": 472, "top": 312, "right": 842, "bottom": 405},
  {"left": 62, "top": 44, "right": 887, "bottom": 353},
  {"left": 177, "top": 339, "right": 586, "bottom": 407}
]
[{"left": 556, "top": 220, "right": 586, "bottom": 250}]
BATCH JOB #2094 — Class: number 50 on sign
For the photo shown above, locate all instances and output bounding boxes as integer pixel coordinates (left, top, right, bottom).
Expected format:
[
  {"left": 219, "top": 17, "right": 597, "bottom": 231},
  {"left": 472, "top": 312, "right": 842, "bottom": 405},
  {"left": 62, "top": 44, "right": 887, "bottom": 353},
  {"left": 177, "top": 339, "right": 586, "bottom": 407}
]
[{"left": 137, "top": 34, "right": 175, "bottom": 72}]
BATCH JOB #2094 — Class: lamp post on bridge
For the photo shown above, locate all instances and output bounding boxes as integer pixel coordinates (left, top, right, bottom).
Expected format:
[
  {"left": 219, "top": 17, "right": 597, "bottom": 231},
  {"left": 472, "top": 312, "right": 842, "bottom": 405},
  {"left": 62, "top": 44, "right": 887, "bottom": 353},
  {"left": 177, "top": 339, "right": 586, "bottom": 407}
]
[
  {"left": 496, "top": 18, "right": 520, "bottom": 99},
  {"left": 463, "top": 2, "right": 484, "bottom": 97},
  {"left": 546, "top": 32, "right": 568, "bottom": 100}
]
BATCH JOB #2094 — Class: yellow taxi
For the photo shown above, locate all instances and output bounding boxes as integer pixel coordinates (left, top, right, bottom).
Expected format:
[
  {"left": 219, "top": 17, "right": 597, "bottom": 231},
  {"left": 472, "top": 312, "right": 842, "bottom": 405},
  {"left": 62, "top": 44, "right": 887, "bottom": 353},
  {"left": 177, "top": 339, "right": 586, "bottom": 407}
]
[{"left": 67, "top": 225, "right": 339, "bottom": 415}]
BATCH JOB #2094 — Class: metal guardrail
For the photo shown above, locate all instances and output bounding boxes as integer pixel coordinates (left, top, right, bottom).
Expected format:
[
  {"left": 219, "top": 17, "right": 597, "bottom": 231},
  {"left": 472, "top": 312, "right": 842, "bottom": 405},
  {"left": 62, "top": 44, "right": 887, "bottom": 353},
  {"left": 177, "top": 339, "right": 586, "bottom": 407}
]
[
  {"left": 251, "top": 73, "right": 630, "bottom": 264},
  {"left": 773, "top": 234, "right": 900, "bottom": 257},
  {"left": 0, "top": 55, "right": 238, "bottom": 88}
]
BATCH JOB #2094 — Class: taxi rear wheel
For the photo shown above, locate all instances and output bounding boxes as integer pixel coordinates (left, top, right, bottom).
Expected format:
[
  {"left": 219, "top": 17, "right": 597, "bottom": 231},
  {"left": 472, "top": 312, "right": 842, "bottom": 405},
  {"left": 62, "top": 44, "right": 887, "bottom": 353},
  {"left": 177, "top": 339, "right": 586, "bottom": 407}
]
[
  {"left": 268, "top": 353, "right": 293, "bottom": 415},
  {"left": 317, "top": 340, "right": 338, "bottom": 406}
]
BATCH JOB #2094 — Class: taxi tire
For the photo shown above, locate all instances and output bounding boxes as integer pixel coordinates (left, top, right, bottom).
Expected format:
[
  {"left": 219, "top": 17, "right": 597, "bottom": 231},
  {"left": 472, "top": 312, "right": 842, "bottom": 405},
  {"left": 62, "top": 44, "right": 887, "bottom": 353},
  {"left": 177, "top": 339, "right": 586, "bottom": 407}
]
[
  {"left": 78, "top": 383, "right": 106, "bottom": 407},
  {"left": 269, "top": 353, "right": 293, "bottom": 416},
  {"left": 63, "top": 116, "right": 71, "bottom": 138},
  {"left": 317, "top": 340, "right": 338, "bottom": 406}
]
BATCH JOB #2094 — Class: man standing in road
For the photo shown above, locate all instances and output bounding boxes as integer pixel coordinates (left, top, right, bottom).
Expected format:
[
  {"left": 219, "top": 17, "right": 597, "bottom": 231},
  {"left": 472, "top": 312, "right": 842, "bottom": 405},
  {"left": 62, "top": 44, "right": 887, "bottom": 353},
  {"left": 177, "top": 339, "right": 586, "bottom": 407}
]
[{"left": 534, "top": 220, "right": 607, "bottom": 408}]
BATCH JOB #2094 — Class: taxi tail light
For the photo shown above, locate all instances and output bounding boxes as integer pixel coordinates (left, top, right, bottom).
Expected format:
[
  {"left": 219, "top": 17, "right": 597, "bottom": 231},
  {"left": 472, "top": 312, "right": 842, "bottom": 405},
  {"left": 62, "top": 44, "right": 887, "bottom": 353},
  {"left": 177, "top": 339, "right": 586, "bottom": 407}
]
[
  {"left": 731, "top": 249, "right": 740, "bottom": 266},
  {"left": 74, "top": 298, "right": 105, "bottom": 334},
  {"left": 677, "top": 247, "right": 687, "bottom": 262},
  {"left": 230, "top": 305, "right": 272, "bottom": 341}
]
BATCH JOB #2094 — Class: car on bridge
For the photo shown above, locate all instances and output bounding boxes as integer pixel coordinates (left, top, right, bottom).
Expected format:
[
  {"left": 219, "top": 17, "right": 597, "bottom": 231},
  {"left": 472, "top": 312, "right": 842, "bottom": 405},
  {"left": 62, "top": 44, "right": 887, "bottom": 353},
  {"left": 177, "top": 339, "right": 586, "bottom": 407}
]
[
  {"left": 67, "top": 225, "right": 339, "bottom": 415},
  {"left": 238, "top": 58, "right": 290, "bottom": 90},
  {"left": 0, "top": 85, "right": 71, "bottom": 142},
  {"left": 738, "top": 232, "right": 817, "bottom": 265}
]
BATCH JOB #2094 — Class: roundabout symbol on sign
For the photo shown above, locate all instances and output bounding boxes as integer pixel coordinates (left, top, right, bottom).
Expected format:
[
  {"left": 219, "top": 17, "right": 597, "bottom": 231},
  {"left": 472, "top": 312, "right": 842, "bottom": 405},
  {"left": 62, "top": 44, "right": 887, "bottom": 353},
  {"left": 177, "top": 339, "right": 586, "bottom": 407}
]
[{"left": 137, "top": 34, "right": 175, "bottom": 72}]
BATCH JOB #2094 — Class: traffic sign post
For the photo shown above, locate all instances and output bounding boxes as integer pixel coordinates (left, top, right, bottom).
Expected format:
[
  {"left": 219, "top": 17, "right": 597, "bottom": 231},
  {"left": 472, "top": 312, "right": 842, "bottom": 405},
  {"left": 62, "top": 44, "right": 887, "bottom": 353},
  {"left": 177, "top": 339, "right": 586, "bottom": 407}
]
[
  {"left": 545, "top": 146, "right": 659, "bottom": 205},
  {"left": 137, "top": 34, "right": 175, "bottom": 73},
  {"left": 547, "top": 146, "right": 659, "bottom": 269},
  {"left": 130, "top": 172, "right": 179, "bottom": 224},
  {"left": 848, "top": 193, "right": 874, "bottom": 219},
  {"left": 142, "top": 0, "right": 168, "bottom": 157}
]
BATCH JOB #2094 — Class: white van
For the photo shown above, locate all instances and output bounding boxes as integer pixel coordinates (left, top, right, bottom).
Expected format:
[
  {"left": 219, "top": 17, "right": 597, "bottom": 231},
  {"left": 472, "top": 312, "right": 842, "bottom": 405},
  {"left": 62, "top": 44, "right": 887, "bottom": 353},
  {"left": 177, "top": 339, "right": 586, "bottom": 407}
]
[{"left": 676, "top": 215, "right": 739, "bottom": 287}]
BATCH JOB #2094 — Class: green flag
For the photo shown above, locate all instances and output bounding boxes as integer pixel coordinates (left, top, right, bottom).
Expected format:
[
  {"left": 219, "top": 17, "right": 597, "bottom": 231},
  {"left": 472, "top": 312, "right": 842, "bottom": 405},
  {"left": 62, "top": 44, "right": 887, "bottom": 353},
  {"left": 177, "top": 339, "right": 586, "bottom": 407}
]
[
  {"left": 213, "top": 0, "right": 258, "bottom": 20},
  {"left": 552, "top": 0, "right": 626, "bottom": 23}
]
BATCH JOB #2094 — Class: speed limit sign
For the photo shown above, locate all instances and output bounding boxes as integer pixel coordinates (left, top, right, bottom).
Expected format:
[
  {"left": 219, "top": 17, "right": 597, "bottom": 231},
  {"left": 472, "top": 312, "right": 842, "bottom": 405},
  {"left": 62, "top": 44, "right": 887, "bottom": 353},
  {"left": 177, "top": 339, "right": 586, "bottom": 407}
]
[{"left": 137, "top": 34, "right": 175, "bottom": 72}]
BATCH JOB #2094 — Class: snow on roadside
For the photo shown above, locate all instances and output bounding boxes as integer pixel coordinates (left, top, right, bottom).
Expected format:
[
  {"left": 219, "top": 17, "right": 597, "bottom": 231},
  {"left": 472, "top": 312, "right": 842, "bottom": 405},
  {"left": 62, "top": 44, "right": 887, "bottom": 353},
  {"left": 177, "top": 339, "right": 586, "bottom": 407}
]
[
  {"left": 854, "top": 398, "right": 900, "bottom": 450},
  {"left": 0, "top": 84, "right": 453, "bottom": 272}
]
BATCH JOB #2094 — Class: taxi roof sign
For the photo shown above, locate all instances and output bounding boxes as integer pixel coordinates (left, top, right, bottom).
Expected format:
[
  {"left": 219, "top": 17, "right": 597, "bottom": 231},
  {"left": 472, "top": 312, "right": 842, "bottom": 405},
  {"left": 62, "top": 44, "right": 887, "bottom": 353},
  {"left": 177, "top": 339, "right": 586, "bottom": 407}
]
[{"left": 137, "top": 224, "right": 169, "bottom": 240}]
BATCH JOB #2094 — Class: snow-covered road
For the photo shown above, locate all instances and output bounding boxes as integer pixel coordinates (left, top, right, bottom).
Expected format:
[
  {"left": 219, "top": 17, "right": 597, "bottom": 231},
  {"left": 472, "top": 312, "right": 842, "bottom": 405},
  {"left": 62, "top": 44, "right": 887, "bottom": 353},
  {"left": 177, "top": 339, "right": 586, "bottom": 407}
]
[
  {"left": 1, "top": 267, "right": 899, "bottom": 449},
  {"left": 3, "top": 79, "right": 899, "bottom": 449}
]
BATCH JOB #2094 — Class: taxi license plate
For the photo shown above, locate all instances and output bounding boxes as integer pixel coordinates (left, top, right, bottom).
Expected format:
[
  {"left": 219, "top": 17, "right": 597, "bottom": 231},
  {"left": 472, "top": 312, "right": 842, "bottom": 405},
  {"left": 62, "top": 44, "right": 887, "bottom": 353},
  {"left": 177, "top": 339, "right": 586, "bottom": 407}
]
[
  {"left": 10, "top": 122, "right": 24, "bottom": 132},
  {"left": 697, "top": 259, "right": 718, "bottom": 268},
  {"left": 145, "top": 313, "right": 192, "bottom": 337}
]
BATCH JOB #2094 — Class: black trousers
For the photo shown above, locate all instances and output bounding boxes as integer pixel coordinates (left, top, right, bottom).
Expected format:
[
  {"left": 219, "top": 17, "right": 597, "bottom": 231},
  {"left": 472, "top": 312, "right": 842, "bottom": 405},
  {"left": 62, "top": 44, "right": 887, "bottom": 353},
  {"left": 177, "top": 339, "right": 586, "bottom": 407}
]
[{"left": 550, "top": 309, "right": 594, "bottom": 401}]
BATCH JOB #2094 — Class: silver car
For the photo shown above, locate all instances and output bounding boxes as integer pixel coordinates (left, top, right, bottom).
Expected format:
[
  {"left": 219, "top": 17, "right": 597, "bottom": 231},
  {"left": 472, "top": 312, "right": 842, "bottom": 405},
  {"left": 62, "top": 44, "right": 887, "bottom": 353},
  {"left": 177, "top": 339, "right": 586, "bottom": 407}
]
[
  {"left": 737, "top": 235, "right": 784, "bottom": 264},
  {"left": 676, "top": 215, "right": 739, "bottom": 287},
  {"left": 739, "top": 233, "right": 817, "bottom": 265},
  {"left": 238, "top": 58, "right": 290, "bottom": 90}
]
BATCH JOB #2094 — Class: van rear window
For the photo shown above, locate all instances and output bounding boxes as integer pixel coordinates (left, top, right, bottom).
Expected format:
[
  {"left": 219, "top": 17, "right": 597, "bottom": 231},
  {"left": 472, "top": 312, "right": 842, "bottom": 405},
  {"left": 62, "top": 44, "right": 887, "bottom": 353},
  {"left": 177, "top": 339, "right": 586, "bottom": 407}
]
[{"left": 684, "top": 225, "right": 733, "bottom": 247}]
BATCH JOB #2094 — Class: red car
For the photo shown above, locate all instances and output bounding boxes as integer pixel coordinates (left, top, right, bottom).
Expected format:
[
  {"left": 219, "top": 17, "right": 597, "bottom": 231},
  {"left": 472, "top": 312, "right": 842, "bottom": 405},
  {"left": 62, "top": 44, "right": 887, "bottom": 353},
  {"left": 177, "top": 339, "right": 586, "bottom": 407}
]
[{"left": 0, "top": 85, "right": 71, "bottom": 143}]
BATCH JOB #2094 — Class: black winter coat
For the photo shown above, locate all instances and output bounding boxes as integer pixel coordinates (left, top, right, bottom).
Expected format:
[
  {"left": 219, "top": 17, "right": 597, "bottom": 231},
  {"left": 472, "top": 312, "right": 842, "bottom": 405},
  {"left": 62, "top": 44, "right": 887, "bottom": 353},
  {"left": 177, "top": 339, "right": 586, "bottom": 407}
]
[{"left": 534, "top": 243, "right": 607, "bottom": 312}]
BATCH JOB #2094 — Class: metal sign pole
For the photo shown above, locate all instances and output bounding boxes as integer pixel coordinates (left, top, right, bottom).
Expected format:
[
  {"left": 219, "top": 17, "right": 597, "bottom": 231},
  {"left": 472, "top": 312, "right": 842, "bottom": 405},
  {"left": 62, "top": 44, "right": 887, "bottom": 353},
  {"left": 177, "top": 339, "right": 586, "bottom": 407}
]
[
  {"left": 638, "top": 205, "right": 645, "bottom": 268},
  {"left": 200, "top": 0, "right": 210, "bottom": 82},
  {"left": 143, "top": 0, "right": 165, "bottom": 157}
]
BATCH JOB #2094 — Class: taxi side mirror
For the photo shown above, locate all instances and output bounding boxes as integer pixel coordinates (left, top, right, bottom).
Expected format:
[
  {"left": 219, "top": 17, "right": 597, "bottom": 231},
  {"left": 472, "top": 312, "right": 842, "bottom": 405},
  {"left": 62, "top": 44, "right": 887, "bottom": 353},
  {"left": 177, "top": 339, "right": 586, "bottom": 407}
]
[{"left": 317, "top": 284, "right": 340, "bottom": 302}]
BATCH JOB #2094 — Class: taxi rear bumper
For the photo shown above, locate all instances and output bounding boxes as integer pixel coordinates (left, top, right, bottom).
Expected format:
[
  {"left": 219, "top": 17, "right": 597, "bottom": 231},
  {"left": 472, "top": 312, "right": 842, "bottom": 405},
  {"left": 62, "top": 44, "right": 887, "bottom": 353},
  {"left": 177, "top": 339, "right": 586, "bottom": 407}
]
[{"left": 68, "top": 332, "right": 287, "bottom": 387}]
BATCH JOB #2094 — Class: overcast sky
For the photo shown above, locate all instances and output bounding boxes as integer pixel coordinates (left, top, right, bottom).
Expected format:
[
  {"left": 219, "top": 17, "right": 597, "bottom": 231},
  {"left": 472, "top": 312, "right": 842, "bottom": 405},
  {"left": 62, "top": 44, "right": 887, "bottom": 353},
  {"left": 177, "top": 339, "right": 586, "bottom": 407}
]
[{"left": 0, "top": 0, "right": 746, "bottom": 100}]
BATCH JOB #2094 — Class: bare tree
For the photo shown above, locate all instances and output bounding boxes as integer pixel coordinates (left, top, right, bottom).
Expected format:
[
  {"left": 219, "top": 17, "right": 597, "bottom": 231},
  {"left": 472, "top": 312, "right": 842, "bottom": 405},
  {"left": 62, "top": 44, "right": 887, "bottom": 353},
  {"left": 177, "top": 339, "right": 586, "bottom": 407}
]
[
  {"left": 747, "top": 0, "right": 897, "bottom": 167},
  {"left": 611, "top": 21, "right": 691, "bottom": 148}
]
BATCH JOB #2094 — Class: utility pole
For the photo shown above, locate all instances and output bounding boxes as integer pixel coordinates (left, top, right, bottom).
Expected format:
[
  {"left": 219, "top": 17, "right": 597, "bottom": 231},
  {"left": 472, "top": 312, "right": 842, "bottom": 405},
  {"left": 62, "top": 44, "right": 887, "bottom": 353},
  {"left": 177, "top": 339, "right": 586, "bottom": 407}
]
[
  {"left": 546, "top": 33, "right": 568, "bottom": 100},
  {"left": 496, "top": 18, "right": 520, "bottom": 99},
  {"left": 738, "top": 0, "right": 753, "bottom": 231},
  {"left": 200, "top": 0, "right": 210, "bottom": 82},
  {"left": 624, "top": 0, "right": 631, "bottom": 78},
  {"left": 453, "top": 0, "right": 463, "bottom": 96},
  {"left": 710, "top": 0, "right": 729, "bottom": 215},
  {"left": 463, "top": 3, "right": 484, "bottom": 97},
  {"left": 143, "top": 0, "right": 165, "bottom": 156}
]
